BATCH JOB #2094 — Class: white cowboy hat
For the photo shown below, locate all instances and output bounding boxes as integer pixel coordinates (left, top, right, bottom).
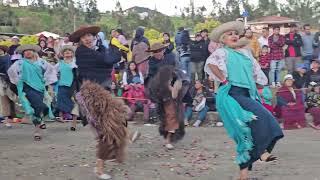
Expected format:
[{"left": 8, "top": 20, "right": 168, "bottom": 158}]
[{"left": 210, "top": 21, "right": 245, "bottom": 43}]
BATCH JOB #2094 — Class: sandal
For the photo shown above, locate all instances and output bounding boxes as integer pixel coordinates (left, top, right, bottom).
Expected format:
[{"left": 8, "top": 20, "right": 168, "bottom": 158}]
[
  {"left": 70, "top": 127, "right": 76, "bottom": 131},
  {"left": 94, "top": 167, "right": 112, "bottom": 180},
  {"left": 260, "top": 154, "right": 277, "bottom": 162},
  {"left": 34, "top": 133, "right": 42, "bottom": 141},
  {"left": 39, "top": 123, "right": 46, "bottom": 129}
]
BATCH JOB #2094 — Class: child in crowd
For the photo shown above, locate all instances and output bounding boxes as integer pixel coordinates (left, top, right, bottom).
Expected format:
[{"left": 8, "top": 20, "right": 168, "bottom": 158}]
[
  {"left": 55, "top": 45, "right": 79, "bottom": 131},
  {"left": 257, "top": 84, "right": 274, "bottom": 113},
  {"left": 184, "top": 80, "right": 209, "bottom": 127},
  {"left": 259, "top": 45, "right": 271, "bottom": 79}
]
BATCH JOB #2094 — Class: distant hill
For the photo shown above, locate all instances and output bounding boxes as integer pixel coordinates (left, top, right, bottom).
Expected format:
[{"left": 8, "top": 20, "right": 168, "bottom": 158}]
[{"left": 124, "top": 6, "right": 167, "bottom": 16}]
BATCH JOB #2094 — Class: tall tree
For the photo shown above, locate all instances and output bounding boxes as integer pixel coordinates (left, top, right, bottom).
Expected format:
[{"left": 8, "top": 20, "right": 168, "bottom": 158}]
[
  {"left": 280, "top": 0, "right": 320, "bottom": 26},
  {"left": 84, "top": 0, "right": 100, "bottom": 23}
]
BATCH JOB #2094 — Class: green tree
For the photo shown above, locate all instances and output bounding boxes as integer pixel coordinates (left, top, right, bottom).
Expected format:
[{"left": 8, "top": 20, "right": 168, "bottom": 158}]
[
  {"left": 84, "top": 0, "right": 100, "bottom": 23},
  {"left": 280, "top": 0, "right": 320, "bottom": 26},
  {"left": 194, "top": 19, "right": 220, "bottom": 33}
]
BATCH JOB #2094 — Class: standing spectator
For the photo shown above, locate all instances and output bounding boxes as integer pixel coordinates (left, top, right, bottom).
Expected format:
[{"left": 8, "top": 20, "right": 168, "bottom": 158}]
[
  {"left": 258, "top": 27, "right": 270, "bottom": 48},
  {"left": 131, "top": 27, "right": 150, "bottom": 51},
  {"left": 301, "top": 24, "right": 315, "bottom": 69},
  {"left": 115, "top": 29, "right": 128, "bottom": 47},
  {"left": 292, "top": 64, "right": 307, "bottom": 89},
  {"left": 200, "top": 29, "right": 209, "bottom": 43},
  {"left": 190, "top": 33, "right": 208, "bottom": 82},
  {"left": 8, "top": 36, "right": 20, "bottom": 55},
  {"left": 175, "top": 27, "right": 184, "bottom": 49},
  {"left": 284, "top": 24, "right": 303, "bottom": 74},
  {"left": 47, "top": 36, "right": 55, "bottom": 49},
  {"left": 243, "top": 28, "right": 260, "bottom": 60},
  {"left": 131, "top": 27, "right": 150, "bottom": 77},
  {"left": 0, "top": 45, "right": 15, "bottom": 128},
  {"left": 305, "top": 58, "right": 320, "bottom": 87},
  {"left": 268, "top": 25, "right": 286, "bottom": 87},
  {"left": 208, "top": 40, "right": 222, "bottom": 54},
  {"left": 259, "top": 45, "right": 271, "bottom": 79},
  {"left": 162, "top": 32, "right": 174, "bottom": 55},
  {"left": 313, "top": 28, "right": 320, "bottom": 59},
  {"left": 179, "top": 29, "right": 192, "bottom": 78},
  {"left": 8, "top": 36, "right": 21, "bottom": 62}
]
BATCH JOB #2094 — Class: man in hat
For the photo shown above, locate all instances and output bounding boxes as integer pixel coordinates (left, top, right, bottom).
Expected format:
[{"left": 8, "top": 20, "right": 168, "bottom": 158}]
[
  {"left": 0, "top": 45, "right": 15, "bottom": 128},
  {"left": 306, "top": 82, "right": 320, "bottom": 129},
  {"left": 69, "top": 25, "right": 121, "bottom": 88},
  {"left": 147, "top": 42, "right": 176, "bottom": 79},
  {"left": 305, "top": 57, "right": 320, "bottom": 87},
  {"left": 7, "top": 44, "right": 57, "bottom": 141},
  {"left": 284, "top": 24, "right": 303, "bottom": 74}
]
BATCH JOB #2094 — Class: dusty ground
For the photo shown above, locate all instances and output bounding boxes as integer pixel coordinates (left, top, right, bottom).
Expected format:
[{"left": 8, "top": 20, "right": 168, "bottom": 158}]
[{"left": 0, "top": 122, "right": 320, "bottom": 180}]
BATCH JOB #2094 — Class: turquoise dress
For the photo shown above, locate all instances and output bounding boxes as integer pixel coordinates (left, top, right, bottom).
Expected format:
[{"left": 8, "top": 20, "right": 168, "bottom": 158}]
[
  {"left": 16, "top": 58, "right": 55, "bottom": 125},
  {"left": 216, "top": 47, "right": 283, "bottom": 169},
  {"left": 56, "top": 60, "right": 76, "bottom": 113}
]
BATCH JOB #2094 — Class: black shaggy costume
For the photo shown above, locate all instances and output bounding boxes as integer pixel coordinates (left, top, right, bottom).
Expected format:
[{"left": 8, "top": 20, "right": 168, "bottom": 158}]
[{"left": 148, "top": 65, "right": 191, "bottom": 142}]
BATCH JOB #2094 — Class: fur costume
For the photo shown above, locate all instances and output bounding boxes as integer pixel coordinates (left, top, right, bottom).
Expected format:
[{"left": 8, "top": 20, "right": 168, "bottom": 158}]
[
  {"left": 148, "top": 65, "right": 190, "bottom": 143},
  {"left": 75, "top": 81, "right": 129, "bottom": 162}
]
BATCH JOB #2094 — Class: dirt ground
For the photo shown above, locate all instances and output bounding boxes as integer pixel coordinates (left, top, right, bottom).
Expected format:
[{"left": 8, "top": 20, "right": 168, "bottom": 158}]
[{"left": 0, "top": 122, "right": 320, "bottom": 180}]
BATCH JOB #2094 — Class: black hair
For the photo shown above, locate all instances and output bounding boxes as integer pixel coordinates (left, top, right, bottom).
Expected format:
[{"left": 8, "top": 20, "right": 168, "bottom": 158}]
[
  {"left": 201, "top": 29, "right": 209, "bottom": 33},
  {"left": 163, "top": 32, "right": 170, "bottom": 38},
  {"left": 273, "top": 25, "right": 280, "bottom": 30},
  {"left": 262, "top": 27, "right": 269, "bottom": 31},
  {"left": 116, "top": 29, "right": 124, "bottom": 35},
  {"left": 303, "top": 24, "right": 310, "bottom": 29},
  {"left": 178, "top": 27, "right": 184, "bottom": 32},
  {"left": 262, "top": 45, "right": 269, "bottom": 49}
]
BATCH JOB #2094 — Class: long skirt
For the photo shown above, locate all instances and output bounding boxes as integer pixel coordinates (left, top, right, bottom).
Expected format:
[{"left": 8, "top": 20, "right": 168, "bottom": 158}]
[
  {"left": 23, "top": 84, "right": 49, "bottom": 125},
  {"left": 309, "top": 107, "right": 320, "bottom": 126},
  {"left": 57, "top": 86, "right": 74, "bottom": 114},
  {"left": 228, "top": 86, "right": 284, "bottom": 170},
  {"left": 281, "top": 105, "right": 306, "bottom": 130}
]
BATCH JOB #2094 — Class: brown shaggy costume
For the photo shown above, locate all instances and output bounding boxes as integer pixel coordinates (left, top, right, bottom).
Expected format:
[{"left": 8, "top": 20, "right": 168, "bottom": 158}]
[
  {"left": 147, "top": 65, "right": 191, "bottom": 143},
  {"left": 76, "top": 81, "right": 129, "bottom": 162}
]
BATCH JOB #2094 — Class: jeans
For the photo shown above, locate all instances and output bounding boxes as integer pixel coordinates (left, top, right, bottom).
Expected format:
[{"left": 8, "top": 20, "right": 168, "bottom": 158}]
[
  {"left": 285, "top": 57, "right": 302, "bottom": 74},
  {"left": 303, "top": 55, "right": 313, "bottom": 70},
  {"left": 184, "top": 106, "right": 209, "bottom": 122},
  {"left": 180, "top": 56, "right": 191, "bottom": 78},
  {"left": 269, "top": 60, "right": 285, "bottom": 84},
  {"left": 191, "top": 61, "right": 205, "bottom": 82}
]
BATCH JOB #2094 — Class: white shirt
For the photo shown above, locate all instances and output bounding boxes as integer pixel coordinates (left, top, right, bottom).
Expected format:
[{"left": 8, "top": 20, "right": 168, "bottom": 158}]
[{"left": 258, "top": 36, "right": 269, "bottom": 48}]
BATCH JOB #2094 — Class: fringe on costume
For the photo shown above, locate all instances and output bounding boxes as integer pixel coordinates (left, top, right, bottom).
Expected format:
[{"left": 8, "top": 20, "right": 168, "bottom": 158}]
[{"left": 76, "top": 81, "right": 129, "bottom": 162}]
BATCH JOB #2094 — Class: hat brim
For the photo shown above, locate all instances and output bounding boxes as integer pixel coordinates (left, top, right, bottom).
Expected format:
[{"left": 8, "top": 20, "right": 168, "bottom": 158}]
[
  {"left": 16, "top": 44, "right": 41, "bottom": 54},
  {"left": 210, "top": 21, "right": 244, "bottom": 43},
  {"left": 0, "top": 45, "right": 9, "bottom": 52},
  {"left": 146, "top": 44, "right": 168, "bottom": 52},
  {"left": 69, "top": 26, "right": 101, "bottom": 43}
]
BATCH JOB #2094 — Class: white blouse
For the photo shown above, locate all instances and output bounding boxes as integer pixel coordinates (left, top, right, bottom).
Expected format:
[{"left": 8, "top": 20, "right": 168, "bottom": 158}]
[
  {"left": 8, "top": 59, "right": 58, "bottom": 86},
  {"left": 204, "top": 47, "right": 268, "bottom": 86}
]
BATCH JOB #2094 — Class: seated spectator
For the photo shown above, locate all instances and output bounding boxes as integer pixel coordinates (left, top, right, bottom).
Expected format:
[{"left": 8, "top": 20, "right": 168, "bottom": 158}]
[
  {"left": 203, "top": 77, "right": 216, "bottom": 111},
  {"left": 305, "top": 57, "right": 320, "bottom": 87},
  {"left": 276, "top": 74, "right": 306, "bottom": 129},
  {"left": 259, "top": 45, "right": 271, "bottom": 79},
  {"left": 292, "top": 64, "right": 307, "bottom": 89},
  {"left": 110, "top": 81, "right": 122, "bottom": 97},
  {"left": 306, "top": 82, "right": 320, "bottom": 129},
  {"left": 184, "top": 80, "right": 209, "bottom": 127},
  {"left": 122, "top": 62, "right": 149, "bottom": 123},
  {"left": 257, "top": 84, "right": 274, "bottom": 113}
]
